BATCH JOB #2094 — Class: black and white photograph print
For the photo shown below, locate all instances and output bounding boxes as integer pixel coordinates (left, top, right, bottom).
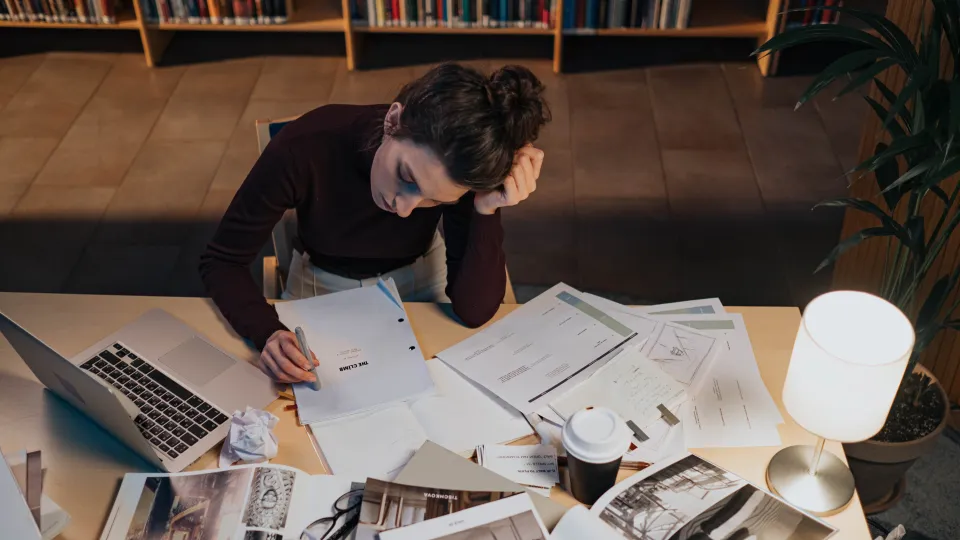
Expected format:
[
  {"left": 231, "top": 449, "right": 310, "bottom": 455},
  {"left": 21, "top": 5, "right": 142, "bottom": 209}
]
[
  {"left": 669, "top": 484, "right": 835, "bottom": 540},
  {"left": 599, "top": 455, "right": 746, "bottom": 540},
  {"left": 431, "top": 511, "right": 547, "bottom": 540},
  {"left": 598, "top": 455, "right": 834, "bottom": 540},
  {"left": 244, "top": 530, "right": 282, "bottom": 540},
  {"left": 243, "top": 467, "right": 297, "bottom": 529},
  {"left": 122, "top": 468, "right": 253, "bottom": 540}
]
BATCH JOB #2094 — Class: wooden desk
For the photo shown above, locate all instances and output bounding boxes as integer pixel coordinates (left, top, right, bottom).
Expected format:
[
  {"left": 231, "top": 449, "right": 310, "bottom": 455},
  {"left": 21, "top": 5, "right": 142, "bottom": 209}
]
[{"left": 0, "top": 293, "right": 872, "bottom": 539}]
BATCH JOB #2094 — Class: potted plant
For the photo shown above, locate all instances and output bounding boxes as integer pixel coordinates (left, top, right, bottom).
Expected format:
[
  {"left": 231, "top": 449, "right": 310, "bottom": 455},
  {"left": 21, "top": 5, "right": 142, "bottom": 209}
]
[{"left": 755, "top": 1, "right": 956, "bottom": 512}]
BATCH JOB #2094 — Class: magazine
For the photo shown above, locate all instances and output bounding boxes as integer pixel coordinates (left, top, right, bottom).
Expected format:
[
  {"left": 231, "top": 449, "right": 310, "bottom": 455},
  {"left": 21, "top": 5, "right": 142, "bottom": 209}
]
[
  {"left": 355, "top": 478, "right": 524, "bottom": 540},
  {"left": 588, "top": 453, "right": 838, "bottom": 540},
  {"left": 99, "top": 464, "right": 360, "bottom": 540},
  {"left": 378, "top": 493, "right": 549, "bottom": 540}
]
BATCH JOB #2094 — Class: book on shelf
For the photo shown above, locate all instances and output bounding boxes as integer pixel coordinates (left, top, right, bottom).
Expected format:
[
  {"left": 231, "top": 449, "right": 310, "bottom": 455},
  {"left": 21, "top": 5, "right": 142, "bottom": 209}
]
[
  {"left": 0, "top": 0, "right": 118, "bottom": 23},
  {"left": 560, "top": 0, "right": 691, "bottom": 31},
  {"left": 351, "top": 0, "right": 553, "bottom": 29},
  {"left": 784, "top": 0, "right": 841, "bottom": 30},
  {"left": 140, "top": 0, "right": 285, "bottom": 24}
]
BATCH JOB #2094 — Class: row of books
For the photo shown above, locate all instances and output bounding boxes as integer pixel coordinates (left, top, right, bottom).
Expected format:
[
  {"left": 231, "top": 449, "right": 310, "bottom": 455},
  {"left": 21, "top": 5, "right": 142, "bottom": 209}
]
[
  {"left": 0, "top": 0, "right": 120, "bottom": 22},
  {"left": 139, "top": 0, "right": 287, "bottom": 23},
  {"left": 563, "top": 0, "right": 691, "bottom": 30},
  {"left": 783, "top": 0, "right": 841, "bottom": 29},
  {"left": 350, "top": 0, "right": 556, "bottom": 29}
]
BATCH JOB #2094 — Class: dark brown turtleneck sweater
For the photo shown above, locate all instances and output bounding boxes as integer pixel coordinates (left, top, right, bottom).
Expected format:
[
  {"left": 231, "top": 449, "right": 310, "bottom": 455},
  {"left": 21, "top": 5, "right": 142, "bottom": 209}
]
[{"left": 200, "top": 104, "right": 506, "bottom": 350}]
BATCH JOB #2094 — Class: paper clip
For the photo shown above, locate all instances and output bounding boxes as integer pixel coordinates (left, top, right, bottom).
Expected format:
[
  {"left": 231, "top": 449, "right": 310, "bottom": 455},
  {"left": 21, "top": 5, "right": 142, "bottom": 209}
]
[
  {"left": 627, "top": 420, "right": 650, "bottom": 442},
  {"left": 657, "top": 404, "right": 680, "bottom": 426}
]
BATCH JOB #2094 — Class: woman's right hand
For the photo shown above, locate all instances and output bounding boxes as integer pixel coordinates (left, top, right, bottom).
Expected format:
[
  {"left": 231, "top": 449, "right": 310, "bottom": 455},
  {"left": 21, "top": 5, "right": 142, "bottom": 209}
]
[{"left": 259, "top": 330, "right": 319, "bottom": 383}]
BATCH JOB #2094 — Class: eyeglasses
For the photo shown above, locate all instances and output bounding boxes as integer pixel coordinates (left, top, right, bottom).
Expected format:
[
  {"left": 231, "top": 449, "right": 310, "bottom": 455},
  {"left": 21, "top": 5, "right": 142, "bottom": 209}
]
[{"left": 301, "top": 488, "right": 364, "bottom": 540}]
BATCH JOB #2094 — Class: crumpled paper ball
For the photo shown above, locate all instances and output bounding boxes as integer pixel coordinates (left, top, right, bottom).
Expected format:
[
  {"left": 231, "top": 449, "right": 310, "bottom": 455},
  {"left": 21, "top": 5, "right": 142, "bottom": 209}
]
[{"left": 218, "top": 407, "right": 279, "bottom": 467}]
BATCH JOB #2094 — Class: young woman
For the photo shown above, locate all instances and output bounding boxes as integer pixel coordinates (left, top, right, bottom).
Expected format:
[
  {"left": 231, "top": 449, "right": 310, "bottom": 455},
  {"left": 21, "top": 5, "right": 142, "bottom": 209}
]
[{"left": 200, "top": 63, "right": 550, "bottom": 384}]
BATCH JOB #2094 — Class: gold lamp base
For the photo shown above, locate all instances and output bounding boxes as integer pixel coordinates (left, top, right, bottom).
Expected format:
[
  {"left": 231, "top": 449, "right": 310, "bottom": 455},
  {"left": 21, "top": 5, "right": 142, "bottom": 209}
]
[{"left": 766, "top": 443, "right": 855, "bottom": 516}]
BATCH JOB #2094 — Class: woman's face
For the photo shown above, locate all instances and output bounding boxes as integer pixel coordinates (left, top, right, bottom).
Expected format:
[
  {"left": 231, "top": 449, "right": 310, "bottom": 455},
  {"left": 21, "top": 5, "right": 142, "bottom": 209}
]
[{"left": 370, "top": 103, "right": 469, "bottom": 218}]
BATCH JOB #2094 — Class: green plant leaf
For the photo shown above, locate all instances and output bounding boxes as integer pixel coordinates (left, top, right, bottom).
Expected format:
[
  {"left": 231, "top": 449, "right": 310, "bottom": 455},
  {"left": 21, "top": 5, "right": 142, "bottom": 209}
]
[
  {"left": 880, "top": 155, "right": 939, "bottom": 194},
  {"left": 945, "top": 319, "right": 960, "bottom": 330},
  {"left": 816, "top": 198, "right": 906, "bottom": 239},
  {"left": 754, "top": 24, "right": 897, "bottom": 58},
  {"left": 920, "top": 155, "right": 960, "bottom": 192},
  {"left": 949, "top": 81, "right": 960, "bottom": 136},
  {"left": 885, "top": 70, "right": 931, "bottom": 129},
  {"left": 823, "top": 6, "right": 920, "bottom": 67},
  {"left": 917, "top": 275, "right": 953, "bottom": 330},
  {"left": 904, "top": 215, "right": 927, "bottom": 258},
  {"left": 930, "top": 185, "right": 950, "bottom": 205},
  {"left": 864, "top": 96, "right": 908, "bottom": 141},
  {"left": 874, "top": 78, "right": 914, "bottom": 129},
  {"left": 798, "top": 49, "right": 887, "bottom": 108},
  {"left": 856, "top": 133, "right": 929, "bottom": 173},
  {"left": 932, "top": 0, "right": 960, "bottom": 68},
  {"left": 873, "top": 143, "right": 904, "bottom": 211},
  {"left": 815, "top": 227, "right": 895, "bottom": 273},
  {"left": 837, "top": 58, "right": 898, "bottom": 98}
]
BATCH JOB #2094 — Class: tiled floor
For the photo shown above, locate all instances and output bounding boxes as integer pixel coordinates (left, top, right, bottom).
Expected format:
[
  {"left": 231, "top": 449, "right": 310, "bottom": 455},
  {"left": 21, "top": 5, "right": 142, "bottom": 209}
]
[{"left": 0, "top": 52, "right": 866, "bottom": 307}]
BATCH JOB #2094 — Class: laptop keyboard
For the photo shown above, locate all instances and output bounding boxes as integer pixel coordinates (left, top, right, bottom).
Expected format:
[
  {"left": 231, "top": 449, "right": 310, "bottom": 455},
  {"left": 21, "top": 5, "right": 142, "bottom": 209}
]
[{"left": 79, "top": 342, "right": 230, "bottom": 460}]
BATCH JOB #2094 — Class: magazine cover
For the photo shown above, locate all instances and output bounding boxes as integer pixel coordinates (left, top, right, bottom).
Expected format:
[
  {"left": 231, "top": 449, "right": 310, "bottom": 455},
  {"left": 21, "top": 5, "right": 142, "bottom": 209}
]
[
  {"left": 591, "top": 453, "right": 838, "bottom": 540},
  {"left": 99, "top": 464, "right": 357, "bottom": 540},
  {"left": 355, "top": 478, "right": 523, "bottom": 540}
]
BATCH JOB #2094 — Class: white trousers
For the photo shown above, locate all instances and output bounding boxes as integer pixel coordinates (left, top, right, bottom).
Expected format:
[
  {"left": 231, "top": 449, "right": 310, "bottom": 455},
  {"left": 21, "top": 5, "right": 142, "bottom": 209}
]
[{"left": 282, "top": 231, "right": 451, "bottom": 303}]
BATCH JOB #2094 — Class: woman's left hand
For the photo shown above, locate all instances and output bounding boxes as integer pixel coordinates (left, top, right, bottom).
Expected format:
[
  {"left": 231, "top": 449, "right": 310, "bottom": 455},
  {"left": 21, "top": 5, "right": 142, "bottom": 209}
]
[{"left": 474, "top": 145, "right": 544, "bottom": 216}]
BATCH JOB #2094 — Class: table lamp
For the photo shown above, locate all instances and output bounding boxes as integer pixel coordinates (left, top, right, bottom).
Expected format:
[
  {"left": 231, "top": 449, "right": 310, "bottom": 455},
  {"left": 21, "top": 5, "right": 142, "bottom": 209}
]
[{"left": 767, "top": 290, "right": 913, "bottom": 516}]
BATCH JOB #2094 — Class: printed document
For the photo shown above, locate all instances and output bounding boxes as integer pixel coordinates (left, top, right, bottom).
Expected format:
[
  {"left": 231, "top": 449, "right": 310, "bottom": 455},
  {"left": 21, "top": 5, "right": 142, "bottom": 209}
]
[
  {"left": 549, "top": 347, "right": 687, "bottom": 430},
  {"left": 275, "top": 279, "right": 434, "bottom": 424},
  {"left": 436, "top": 283, "right": 636, "bottom": 414},
  {"left": 311, "top": 360, "right": 534, "bottom": 480},
  {"left": 656, "top": 314, "right": 783, "bottom": 448}
]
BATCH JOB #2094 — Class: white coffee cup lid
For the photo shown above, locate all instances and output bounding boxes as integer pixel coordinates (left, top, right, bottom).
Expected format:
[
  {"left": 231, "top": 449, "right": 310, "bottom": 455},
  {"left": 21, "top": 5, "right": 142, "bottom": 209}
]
[{"left": 561, "top": 407, "right": 632, "bottom": 464}]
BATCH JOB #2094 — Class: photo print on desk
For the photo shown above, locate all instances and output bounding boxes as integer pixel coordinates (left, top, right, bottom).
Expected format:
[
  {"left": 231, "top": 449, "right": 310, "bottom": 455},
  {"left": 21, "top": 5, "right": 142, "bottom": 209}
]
[
  {"left": 122, "top": 468, "right": 253, "bottom": 540},
  {"left": 597, "top": 455, "right": 835, "bottom": 540},
  {"left": 244, "top": 530, "right": 282, "bottom": 540},
  {"left": 355, "top": 478, "right": 523, "bottom": 540},
  {"left": 243, "top": 467, "right": 296, "bottom": 529}
]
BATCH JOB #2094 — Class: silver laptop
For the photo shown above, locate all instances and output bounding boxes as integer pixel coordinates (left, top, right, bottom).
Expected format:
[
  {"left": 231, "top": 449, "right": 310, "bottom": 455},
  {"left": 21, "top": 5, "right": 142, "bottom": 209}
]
[{"left": 0, "top": 309, "right": 276, "bottom": 472}]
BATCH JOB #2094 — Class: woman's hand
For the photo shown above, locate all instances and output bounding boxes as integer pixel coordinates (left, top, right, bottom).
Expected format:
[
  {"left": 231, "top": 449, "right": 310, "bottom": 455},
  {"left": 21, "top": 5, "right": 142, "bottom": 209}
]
[
  {"left": 259, "top": 329, "right": 319, "bottom": 383},
  {"left": 474, "top": 145, "right": 544, "bottom": 216}
]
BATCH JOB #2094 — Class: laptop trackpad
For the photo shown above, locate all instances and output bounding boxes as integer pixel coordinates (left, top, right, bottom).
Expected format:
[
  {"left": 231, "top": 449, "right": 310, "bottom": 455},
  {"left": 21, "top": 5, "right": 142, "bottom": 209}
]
[{"left": 157, "top": 337, "right": 234, "bottom": 388}]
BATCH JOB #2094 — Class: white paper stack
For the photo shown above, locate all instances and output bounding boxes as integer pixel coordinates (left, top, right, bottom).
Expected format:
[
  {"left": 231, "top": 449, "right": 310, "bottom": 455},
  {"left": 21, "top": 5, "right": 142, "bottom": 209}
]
[{"left": 276, "top": 279, "right": 434, "bottom": 425}]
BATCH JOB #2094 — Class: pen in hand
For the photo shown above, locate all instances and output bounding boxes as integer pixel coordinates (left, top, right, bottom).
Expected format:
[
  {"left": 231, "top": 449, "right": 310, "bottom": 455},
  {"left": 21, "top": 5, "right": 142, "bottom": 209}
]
[{"left": 295, "top": 327, "right": 321, "bottom": 391}]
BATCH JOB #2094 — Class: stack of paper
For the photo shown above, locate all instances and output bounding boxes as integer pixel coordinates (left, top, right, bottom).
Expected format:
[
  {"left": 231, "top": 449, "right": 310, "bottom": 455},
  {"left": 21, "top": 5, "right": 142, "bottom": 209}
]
[
  {"left": 276, "top": 279, "right": 434, "bottom": 425},
  {"left": 476, "top": 444, "right": 559, "bottom": 496},
  {"left": 436, "top": 283, "right": 637, "bottom": 415},
  {"left": 309, "top": 360, "right": 535, "bottom": 481}
]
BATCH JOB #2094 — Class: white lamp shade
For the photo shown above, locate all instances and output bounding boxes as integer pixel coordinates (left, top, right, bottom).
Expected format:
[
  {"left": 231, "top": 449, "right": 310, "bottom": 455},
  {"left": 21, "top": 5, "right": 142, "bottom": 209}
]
[{"left": 782, "top": 291, "right": 913, "bottom": 443}]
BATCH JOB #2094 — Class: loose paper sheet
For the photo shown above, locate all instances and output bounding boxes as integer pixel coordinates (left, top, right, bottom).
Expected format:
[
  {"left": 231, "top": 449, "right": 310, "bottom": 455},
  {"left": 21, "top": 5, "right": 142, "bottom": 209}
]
[
  {"left": 549, "top": 347, "right": 687, "bottom": 430},
  {"left": 410, "top": 360, "right": 533, "bottom": 455},
  {"left": 277, "top": 279, "right": 434, "bottom": 424},
  {"left": 655, "top": 314, "right": 783, "bottom": 448},
  {"left": 436, "top": 283, "right": 636, "bottom": 414},
  {"left": 309, "top": 405, "right": 427, "bottom": 482},
  {"left": 639, "top": 322, "right": 721, "bottom": 390},
  {"left": 478, "top": 444, "right": 559, "bottom": 489}
]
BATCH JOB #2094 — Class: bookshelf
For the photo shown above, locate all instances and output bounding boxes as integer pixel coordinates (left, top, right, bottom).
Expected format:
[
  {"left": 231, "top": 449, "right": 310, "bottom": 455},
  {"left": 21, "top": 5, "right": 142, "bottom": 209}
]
[{"left": 1, "top": 0, "right": 790, "bottom": 74}]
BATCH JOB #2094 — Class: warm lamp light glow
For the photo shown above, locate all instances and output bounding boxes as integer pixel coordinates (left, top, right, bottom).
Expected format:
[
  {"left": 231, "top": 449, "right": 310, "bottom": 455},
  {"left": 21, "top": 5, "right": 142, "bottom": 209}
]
[{"left": 783, "top": 291, "right": 914, "bottom": 443}]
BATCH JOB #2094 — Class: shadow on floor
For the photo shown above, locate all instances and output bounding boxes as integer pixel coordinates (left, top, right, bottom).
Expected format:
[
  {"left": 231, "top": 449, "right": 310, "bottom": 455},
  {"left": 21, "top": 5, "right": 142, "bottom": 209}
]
[{"left": 0, "top": 202, "right": 843, "bottom": 308}]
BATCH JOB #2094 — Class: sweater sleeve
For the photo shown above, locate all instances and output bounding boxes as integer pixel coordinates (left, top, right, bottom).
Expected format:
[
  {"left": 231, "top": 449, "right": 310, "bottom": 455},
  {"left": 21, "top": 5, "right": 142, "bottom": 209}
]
[
  {"left": 442, "top": 193, "right": 507, "bottom": 328},
  {"left": 199, "top": 142, "right": 304, "bottom": 350}
]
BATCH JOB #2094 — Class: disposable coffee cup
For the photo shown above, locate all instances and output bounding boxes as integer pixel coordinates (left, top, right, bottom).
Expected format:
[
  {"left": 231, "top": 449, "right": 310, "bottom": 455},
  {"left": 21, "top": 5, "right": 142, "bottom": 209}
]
[{"left": 561, "top": 407, "right": 632, "bottom": 505}]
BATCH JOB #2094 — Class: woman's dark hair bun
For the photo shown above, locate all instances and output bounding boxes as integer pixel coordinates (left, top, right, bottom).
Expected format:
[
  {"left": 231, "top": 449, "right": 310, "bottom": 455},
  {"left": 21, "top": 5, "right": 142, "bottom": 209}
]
[
  {"left": 488, "top": 65, "right": 551, "bottom": 149},
  {"left": 391, "top": 62, "right": 551, "bottom": 190}
]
